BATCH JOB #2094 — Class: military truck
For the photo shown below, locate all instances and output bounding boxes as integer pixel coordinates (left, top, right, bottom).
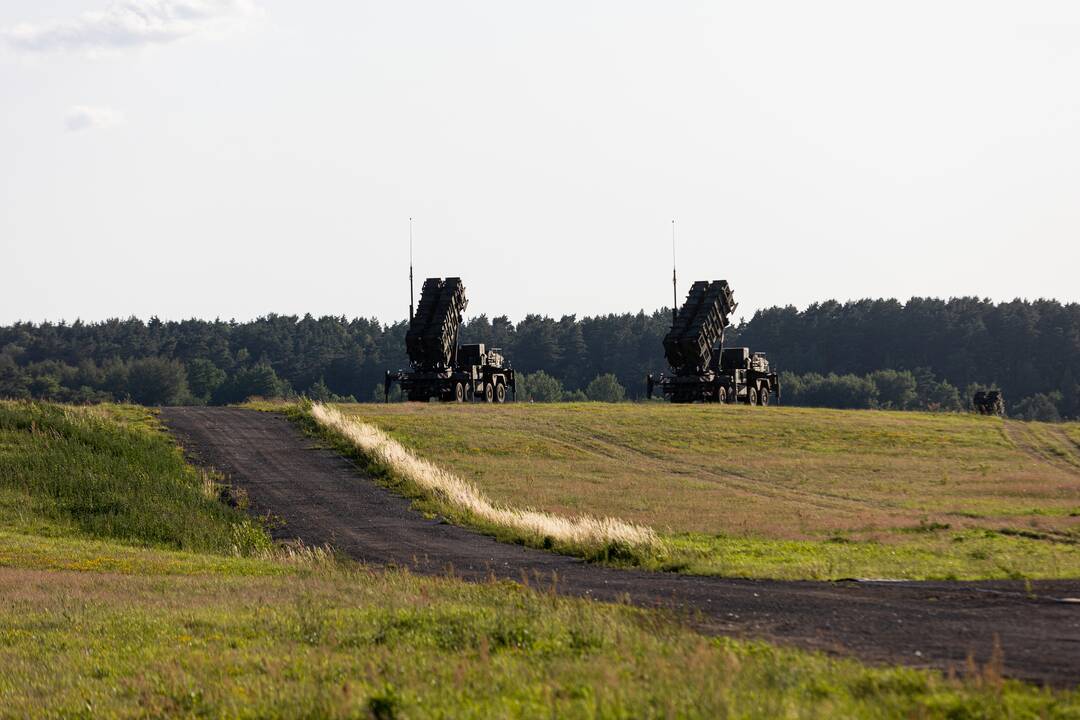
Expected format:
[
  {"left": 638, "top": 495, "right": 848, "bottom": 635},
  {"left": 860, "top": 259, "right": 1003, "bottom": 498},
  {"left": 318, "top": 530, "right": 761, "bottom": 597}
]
[
  {"left": 973, "top": 390, "right": 1005, "bottom": 416},
  {"left": 384, "top": 277, "right": 515, "bottom": 403},
  {"left": 647, "top": 280, "right": 779, "bottom": 404}
]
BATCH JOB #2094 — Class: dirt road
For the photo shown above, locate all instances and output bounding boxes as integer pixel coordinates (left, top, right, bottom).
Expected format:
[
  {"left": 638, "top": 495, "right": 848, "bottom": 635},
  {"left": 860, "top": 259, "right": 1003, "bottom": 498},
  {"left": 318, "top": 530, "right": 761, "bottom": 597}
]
[{"left": 160, "top": 407, "right": 1080, "bottom": 686}]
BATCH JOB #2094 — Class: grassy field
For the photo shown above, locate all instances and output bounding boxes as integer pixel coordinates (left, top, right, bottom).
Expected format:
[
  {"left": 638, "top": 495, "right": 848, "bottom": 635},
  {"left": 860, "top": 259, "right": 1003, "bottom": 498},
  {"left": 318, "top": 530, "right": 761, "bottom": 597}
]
[
  {"left": 8, "top": 541, "right": 1078, "bottom": 719},
  {"left": 331, "top": 403, "right": 1080, "bottom": 580},
  {"left": 4, "top": 399, "right": 1080, "bottom": 716}
]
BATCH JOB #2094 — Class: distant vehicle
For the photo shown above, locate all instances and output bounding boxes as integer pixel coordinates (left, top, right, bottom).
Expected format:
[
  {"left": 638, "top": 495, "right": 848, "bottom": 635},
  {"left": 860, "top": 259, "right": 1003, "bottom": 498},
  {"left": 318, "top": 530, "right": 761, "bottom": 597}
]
[
  {"left": 973, "top": 390, "right": 1005, "bottom": 416},
  {"left": 384, "top": 277, "right": 515, "bottom": 403},
  {"left": 647, "top": 279, "right": 779, "bottom": 404}
]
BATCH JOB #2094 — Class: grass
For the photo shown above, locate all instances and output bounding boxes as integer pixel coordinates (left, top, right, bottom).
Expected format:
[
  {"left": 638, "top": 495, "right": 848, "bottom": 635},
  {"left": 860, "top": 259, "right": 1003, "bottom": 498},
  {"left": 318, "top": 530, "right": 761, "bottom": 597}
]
[
  {"left": 0, "top": 401, "right": 269, "bottom": 555},
  {"left": 323, "top": 402, "right": 1080, "bottom": 580},
  {"left": 6, "top": 556, "right": 1079, "bottom": 719},
  {"left": 306, "top": 402, "right": 660, "bottom": 564},
  {"left": 1, "top": 399, "right": 1079, "bottom": 716}
]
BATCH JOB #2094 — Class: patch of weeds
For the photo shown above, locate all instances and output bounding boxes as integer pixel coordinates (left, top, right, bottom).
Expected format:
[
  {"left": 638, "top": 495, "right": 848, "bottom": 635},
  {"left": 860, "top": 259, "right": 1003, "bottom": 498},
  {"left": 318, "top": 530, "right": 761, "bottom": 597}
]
[
  {"left": 585, "top": 539, "right": 649, "bottom": 564},
  {"left": 901, "top": 519, "right": 951, "bottom": 534},
  {"left": 567, "top": 626, "right": 605, "bottom": 653},
  {"left": 554, "top": 683, "right": 595, "bottom": 702},
  {"left": 996, "top": 527, "right": 1074, "bottom": 544},
  {"left": 293, "top": 596, "right": 328, "bottom": 645},
  {"left": 996, "top": 566, "right": 1028, "bottom": 581},
  {"left": 849, "top": 670, "right": 929, "bottom": 700},
  {"left": 369, "top": 611, "right": 480, "bottom": 652},
  {"left": 367, "top": 684, "right": 402, "bottom": 720},
  {"left": 217, "top": 484, "right": 249, "bottom": 510},
  {"left": 490, "top": 618, "right": 534, "bottom": 650},
  {"left": 431, "top": 617, "right": 477, "bottom": 652},
  {"left": 231, "top": 519, "right": 273, "bottom": 555}
]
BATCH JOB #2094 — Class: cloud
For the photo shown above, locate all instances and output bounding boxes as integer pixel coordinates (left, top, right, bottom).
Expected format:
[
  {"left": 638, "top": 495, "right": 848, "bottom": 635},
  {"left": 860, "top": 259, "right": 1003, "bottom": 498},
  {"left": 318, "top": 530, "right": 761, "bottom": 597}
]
[
  {"left": 66, "top": 106, "right": 125, "bottom": 132},
  {"left": 5, "top": 0, "right": 257, "bottom": 54}
]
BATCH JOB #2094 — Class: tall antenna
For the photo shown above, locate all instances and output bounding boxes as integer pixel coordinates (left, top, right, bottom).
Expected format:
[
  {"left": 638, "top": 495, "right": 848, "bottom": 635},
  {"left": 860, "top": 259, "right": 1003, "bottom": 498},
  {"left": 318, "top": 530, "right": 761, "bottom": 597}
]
[
  {"left": 409, "top": 217, "right": 415, "bottom": 321},
  {"left": 671, "top": 219, "right": 678, "bottom": 325}
]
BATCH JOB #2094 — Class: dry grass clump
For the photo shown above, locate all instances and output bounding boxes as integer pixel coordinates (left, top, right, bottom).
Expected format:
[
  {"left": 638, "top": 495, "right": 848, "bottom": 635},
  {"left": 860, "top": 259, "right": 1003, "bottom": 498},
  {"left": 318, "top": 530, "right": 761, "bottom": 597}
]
[
  {"left": 265, "top": 539, "right": 337, "bottom": 568},
  {"left": 309, "top": 403, "right": 662, "bottom": 560}
]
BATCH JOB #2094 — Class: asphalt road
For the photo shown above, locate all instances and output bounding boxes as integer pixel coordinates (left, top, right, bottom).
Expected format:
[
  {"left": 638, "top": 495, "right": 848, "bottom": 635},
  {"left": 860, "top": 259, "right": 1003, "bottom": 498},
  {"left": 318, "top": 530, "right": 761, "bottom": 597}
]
[{"left": 160, "top": 407, "right": 1080, "bottom": 686}]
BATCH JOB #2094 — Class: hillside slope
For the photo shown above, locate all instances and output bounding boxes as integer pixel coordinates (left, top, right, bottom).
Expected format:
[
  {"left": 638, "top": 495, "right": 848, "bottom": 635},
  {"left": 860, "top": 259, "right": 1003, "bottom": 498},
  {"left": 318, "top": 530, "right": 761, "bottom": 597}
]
[
  {"left": 0, "top": 401, "right": 266, "bottom": 553},
  {"left": 337, "top": 403, "right": 1080, "bottom": 579}
]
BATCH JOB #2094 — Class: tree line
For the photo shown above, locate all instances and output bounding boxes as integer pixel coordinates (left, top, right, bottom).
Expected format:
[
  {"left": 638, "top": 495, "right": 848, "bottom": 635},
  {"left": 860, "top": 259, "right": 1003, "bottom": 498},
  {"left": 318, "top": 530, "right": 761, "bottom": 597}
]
[
  {"left": 736, "top": 297, "right": 1080, "bottom": 421},
  {"left": 0, "top": 296, "right": 1076, "bottom": 420}
]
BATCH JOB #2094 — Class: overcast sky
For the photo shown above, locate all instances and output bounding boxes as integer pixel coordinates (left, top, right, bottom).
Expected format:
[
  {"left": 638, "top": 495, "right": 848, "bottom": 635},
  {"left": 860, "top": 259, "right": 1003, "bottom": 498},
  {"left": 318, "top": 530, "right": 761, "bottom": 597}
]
[{"left": 2, "top": 1, "right": 1078, "bottom": 326}]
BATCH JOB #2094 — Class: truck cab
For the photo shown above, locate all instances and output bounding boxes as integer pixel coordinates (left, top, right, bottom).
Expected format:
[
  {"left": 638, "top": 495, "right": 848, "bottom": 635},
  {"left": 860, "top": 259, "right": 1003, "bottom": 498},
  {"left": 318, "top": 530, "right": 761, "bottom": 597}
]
[
  {"left": 452, "top": 343, "right": 514, "bottom": 403},
  {"left": 714, "top": 347, "right": 778, "bottom": 405}
]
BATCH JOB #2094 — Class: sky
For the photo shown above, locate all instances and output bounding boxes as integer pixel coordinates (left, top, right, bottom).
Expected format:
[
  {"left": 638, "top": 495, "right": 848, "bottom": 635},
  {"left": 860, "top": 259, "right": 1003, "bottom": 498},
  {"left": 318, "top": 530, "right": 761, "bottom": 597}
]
[{"left": 2, "top": 1, "right": 1079, "bottom": 326}]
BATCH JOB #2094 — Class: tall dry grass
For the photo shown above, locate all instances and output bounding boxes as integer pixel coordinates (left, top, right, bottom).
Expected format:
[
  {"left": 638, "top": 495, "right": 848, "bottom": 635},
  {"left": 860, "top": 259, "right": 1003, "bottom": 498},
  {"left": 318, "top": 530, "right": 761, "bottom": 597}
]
[{"left": 309, "top": 403, "right": 662, "bottom": 559}]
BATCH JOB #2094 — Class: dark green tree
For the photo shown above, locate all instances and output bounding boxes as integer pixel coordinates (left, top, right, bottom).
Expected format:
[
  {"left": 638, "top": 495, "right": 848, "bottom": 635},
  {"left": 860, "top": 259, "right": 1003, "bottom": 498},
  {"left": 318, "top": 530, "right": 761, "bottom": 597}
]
[
  {"left": 585, "top": 373, "right": 626, "bottom": 402},
  {"left": 0, "top": 357, "right": 29, "bottom": 399},
  {"left": 787, "top": 373, "right": 878, "bottom": 409},
  {"left": 186, "top": 359, "right": 226, "bottom": 403},
  {"left": 307, "top": 377, "right": 333, "bottom": 402},
  {"left": 922, "top": 380, "right": 963, "bottom": 412},
  {"left": 1012, "top": 393, "right": 1063, "bottom": 422},
  {"left": 28, "top": 374, "right": 63, "bottom": 399},
  {"left": 127, "top": 357, "right": 189, "bottom": 406},
  {"left": 521, "top": 371, "right": 564, "bottom": 402},
  {"left": 226, "top": 363, "right": 289, "bottom": 402},
  {"left": 868, "top": 369, "right": 917, "bottom": 410}
]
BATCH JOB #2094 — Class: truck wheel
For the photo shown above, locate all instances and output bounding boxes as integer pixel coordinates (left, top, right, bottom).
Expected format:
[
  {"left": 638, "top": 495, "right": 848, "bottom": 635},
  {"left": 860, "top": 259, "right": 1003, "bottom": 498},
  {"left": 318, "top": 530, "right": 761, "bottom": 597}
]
[
  {"left": 716, "top": 387, "right": 727, "bottom": 404},
  {"left": 484, "top": 383, "right": 495, "bottom": 403},
  {"left": 747, "top": 387, "right": 758, "bottom": 406},
  {"left": 454, "top": 382, "right": 465, "bottom": 403},
  {"left": 495, "top": 383, "right": 506, "bottom": 403},
  {"left": 759, "top": 386, "right": 769, "bottom": 406}
]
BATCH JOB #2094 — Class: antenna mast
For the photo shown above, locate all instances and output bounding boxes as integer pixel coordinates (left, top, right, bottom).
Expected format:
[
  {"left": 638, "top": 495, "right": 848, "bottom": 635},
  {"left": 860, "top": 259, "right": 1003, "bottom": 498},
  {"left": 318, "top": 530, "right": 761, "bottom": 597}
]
[
  {"left": 409, "top": 217, "right": 415, "bottom": 321},
  {"left": 671, "top": 219, "right": 678, "bottom": 325}
]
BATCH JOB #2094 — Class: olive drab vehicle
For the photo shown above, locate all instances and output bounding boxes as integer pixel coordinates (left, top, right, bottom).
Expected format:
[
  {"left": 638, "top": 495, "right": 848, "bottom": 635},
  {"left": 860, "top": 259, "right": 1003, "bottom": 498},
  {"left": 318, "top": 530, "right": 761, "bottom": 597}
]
[
  {"left": 384, "top": 277, "right": 515, "bottom": 403},
  {"left": 973, "top": 390, "right": 1005, "bottom": 416},
  {"left": 646, "top": 280, "right": 779, "bottom": 404}
]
